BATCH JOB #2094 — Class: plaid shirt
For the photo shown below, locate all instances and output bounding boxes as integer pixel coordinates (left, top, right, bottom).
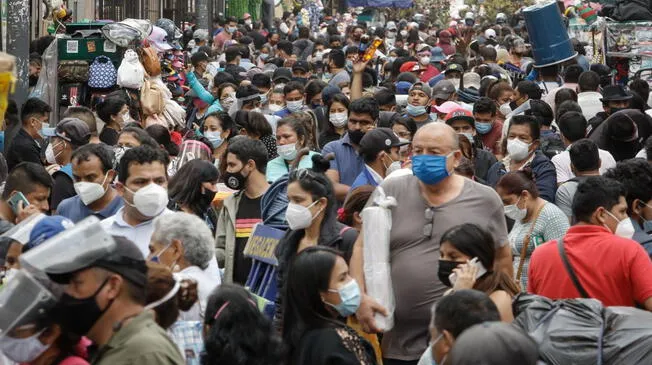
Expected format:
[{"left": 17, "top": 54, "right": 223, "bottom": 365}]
[{"left": 168, "top": 321, "right": 204, "bottom": 365}]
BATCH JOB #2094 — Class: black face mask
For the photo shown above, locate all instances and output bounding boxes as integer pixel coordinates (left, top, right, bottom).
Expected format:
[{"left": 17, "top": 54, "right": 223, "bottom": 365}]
[
  {"left": 438, "top": 260, "right": 462, "bottom": 287},
  {"left": 509, "top": 100, "right": 519, "bottom": 110},
  {"left": 224, "top": 169, "right": 248, "bottom": 190},
  {"left": 348, "top": 129, "right": 365, "bottom": 145},
  {"left": 55, "top": 278, "right": 114, "bottom": 336},
  {"left": 29, "top": 75, "right": 39, "bottom": 87},
  {"left": 199, "top": 188, "right": 217, "bottom": 211}
]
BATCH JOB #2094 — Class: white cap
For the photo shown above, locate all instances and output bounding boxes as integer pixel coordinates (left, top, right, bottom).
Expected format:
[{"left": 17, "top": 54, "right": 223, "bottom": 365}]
[
  {"left": 485, "top": 29, "right": 497, "bottom": 39},
  {"left": 387, "top": 21, "right": 397, "bottom": 30},
  {"left": 465, "top": 12, "right": 474, "bottom": 20}
]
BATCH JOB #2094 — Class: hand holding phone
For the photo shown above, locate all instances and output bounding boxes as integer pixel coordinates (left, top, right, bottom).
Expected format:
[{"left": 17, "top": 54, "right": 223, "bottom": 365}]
[
  {"left": 8, "top": 192, "right": 29, "bottom": 215},
  {"left": 449, "top": 257, "right": 487, "bottom": 289}
]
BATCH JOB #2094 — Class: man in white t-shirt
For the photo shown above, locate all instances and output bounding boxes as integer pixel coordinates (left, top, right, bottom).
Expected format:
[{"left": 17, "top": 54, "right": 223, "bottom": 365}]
[{"left": 552, "top": 111, "right": 616, "bottom": 184}]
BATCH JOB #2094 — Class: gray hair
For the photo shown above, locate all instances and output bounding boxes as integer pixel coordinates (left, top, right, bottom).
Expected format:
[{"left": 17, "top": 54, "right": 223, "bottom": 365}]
[{"left": 151, "top": 212, "right": 215, "bottom": 269}]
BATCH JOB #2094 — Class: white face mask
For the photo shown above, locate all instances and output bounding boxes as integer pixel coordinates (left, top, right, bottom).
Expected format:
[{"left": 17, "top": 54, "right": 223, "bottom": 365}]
[
  {"left": 386, "top": 160, "right": 402, "bottom": 176},
  {"left": 507, "top": 138, "right": 531, "bottom": 162},
  {"left": 329, "top": 112, "right": 348, "bottom": 128},
  {"left": 221, "top": 95, "right": 236, "bottom": 110},
  {"left": 74, "top": 173, "right": 109, "bottom": 206},
  {"left": 269, "top": 104, "right": 284, "bottom": 113},
  {"left": 125, "top": 183, "right": 169, "bottom": 217},
  {"left": 0, "top": 329, "right": 50, "bottom": 363},
  {"left": 277, "top": 143, "right": 298, "bottom": 161},
  {"left": 45, "top": 141, "right": 64, "bottom": 165},
  {"left": 122, "top": 111, "right": 132, "bottom": 124},
  {"left": 499, "top": 102, "right": 512, "bottom": 116},
  {"left": 504, "top": 196, "right": 527, "bottom": 221},
  {"left": 286, "top": 200, "right": 322, "bottom": 230},
  {"left": 245, "top": 19, "right": 252, "bottom": 26},
  {"left": 419, "top": 56, "right": 431, "bottom": 66},
  {"left": 460, "top": 132, "right": 474, "bottom": 144},
  {"left": 286, "top": 100, "right": 304, "bottom": 113},
  {"left": 448, "top": 78, "right": 461, "bottom": 89},
  {"left": 605, "top": 211, "right": 636, "bottom": 239}
]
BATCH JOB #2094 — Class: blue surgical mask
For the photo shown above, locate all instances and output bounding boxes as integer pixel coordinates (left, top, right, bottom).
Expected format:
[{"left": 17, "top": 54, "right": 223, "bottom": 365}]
[
  {"left": 406, "top": 104, "right": 427, "bottom": 116},
  {"left": 259, "top": 93, "right": 268, "bottom": 105},
  {"left": 204, "top": 131, "right": 224, "bottom": 149},
  {"left": 345, "top": 60, "right": 353, "bottom": 70},
  {"left": 325, "top": 279, "right": 361, "bottom": 317},
  {"left": 287, "top": 100, "right": 304, "bottom": 113},
  {"left": 641, "top": 202, "right": 652, "bottom": 233},
  {"left": 475, "top": 121, "right": 493, "bottom": 134},
  {"left": 412, "top": 153, "right": 454, "bottom": 185},
  {"left": 259, "top": 53, "right": 269, "bottom": 60},
  {"left": 227, "top": 26, "right": 237, "bottom": 34}
]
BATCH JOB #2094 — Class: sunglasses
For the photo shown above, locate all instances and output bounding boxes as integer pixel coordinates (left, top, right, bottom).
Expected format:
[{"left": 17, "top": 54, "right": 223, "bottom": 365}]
[{"left": 423, "top": 207, "right": 435, "bottom": 238}]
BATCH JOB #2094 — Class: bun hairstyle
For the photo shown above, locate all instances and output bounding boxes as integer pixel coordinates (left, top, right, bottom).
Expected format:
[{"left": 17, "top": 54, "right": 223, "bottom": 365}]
[
  {"left": 310, "top": 153, "right": 333, "bottom": 174},
  {"left": 145, "top": 262, "right": 198, "bottom": 329},
  {"left": 496, "top": 169, "right": 539, "bottom": 199}
]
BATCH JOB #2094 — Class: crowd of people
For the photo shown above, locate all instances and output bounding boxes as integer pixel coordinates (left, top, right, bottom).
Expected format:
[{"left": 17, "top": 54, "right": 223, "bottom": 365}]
[{"left": 2, "top": 3, "right": 652, "bottom": 365}]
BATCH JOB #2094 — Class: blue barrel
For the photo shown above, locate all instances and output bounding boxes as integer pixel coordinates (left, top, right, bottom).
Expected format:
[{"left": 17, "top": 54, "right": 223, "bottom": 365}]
[{"left": 523, "top": 1, "right": 577, "bottom": 68}]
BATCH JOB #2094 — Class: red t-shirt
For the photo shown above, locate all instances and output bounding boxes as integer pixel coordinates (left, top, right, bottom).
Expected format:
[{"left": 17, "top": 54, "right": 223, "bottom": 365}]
[
  {"left": 528, "top": 225, "right": 652, "bottom": 307},
  {"left": 480, "top": 119, "right": 503, "bottom": 156},
  {"left": 420, "top": 65, "right": 440, "bottom": 84}
]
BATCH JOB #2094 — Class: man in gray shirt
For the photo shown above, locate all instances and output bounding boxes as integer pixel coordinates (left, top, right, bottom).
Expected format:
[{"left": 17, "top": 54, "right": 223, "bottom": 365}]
[
  {"left": 556, "top": 139, "right": 601, "bottom": 220},
  {"left": 326, "top": 49, "right": 350, "bottom": 87},
  {"left": 350, "top": 123, "right": 511, "bottom": 364}
]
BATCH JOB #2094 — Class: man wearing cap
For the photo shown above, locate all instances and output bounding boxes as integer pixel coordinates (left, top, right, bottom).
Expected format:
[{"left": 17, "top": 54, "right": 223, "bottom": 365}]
[
  {"left": 587, "top": 85, "right": 633, "bottom": 136},
  {"left": 432, "top": 80, "right": 458, "bottom": 106},
  {"left": 351, "top": 128, "right": 405, "bottom": 190},
  {"left": 445, "top": 108, "right": 497, "bottom": 182},
  {"left": 191, "top": 29, "right": 210, "bottom": 54},
  {"left": 224, "top": 45, "right": 247, "bottom": 81},
  {"left": 42, "top": 118, "right": 91, "bottom": 213},
  {"left": 385, "top": 21, "right": 398, "bottom": 49},
  {"left": 444, "top": 63, "right": 464, "bottom": 90},
  {"left": 416, "top": 44, "right": 440, "bottom": 83},
  {"left": 405, "top": 82, "right": 435, "bottom": 128},
  {"left": 291, "top": 60, "right": 311, "bottom": 84},
  {"left": 25, "top": 224, "right": 184, "bottom": 365},
  {"left": 57, "top": 144, "right": 124, "bottom": 223},
  {"left": 272, "top": 67, "right": 292, "bottom": 87}
]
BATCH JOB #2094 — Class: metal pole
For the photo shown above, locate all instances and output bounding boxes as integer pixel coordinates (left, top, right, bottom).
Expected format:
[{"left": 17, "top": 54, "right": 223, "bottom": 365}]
[
  {"left": 5, "top": 0, "right": 29, "bottom": 154},
  {"left": 197, "top": 0, "right": 208, "bottom": 30}
]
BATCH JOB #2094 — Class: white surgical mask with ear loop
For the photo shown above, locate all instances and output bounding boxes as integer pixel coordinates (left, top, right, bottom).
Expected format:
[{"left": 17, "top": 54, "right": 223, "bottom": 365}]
[
  {"left": 285, "top": 200, "right": 323, "bottom": 230},
  {"left": 74, "top": 172, "right": 110, "bottom": 205},
  {"left": 500, "top": 103, "right": 512, "bottom": 116},
  {"left": 144, "top": 279, "right": 180, "bottom": 310},
  {"left": 0, "top": 329, "right": 50, "bottom": 363},
  {"left": 329, "top": 112, "right": 348, "bottom": 128},
  {"left": 507, "top": 138, "right": 531, "bottom": 162},
  {"left": 504, "top": 196, "right": 527, "bottom": 221},
  {"left": 604, "top": 210, "right": 636, "bottom": 239},
  {"left": 124, "top": 183, "right": 169, "bottom": 217}
]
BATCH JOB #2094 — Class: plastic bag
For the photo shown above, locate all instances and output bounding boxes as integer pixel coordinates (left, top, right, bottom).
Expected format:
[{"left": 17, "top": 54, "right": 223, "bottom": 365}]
[
  {"left": 162, "top": 98, "right": 185, "bottom": 128},
  {"left": 361, "top": 186, "right": 396, "bottom": 331},
  {"left": 140, "top": 79, "right": 165, "bottom": 116},
  {"left": 116, "top": 49, "right": 145, "bottom": 89}
]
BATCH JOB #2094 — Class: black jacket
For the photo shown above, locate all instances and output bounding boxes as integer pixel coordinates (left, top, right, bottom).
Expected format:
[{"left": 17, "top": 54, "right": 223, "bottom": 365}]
[{"left": 6, "top": 128, "right": 42, "bottom": 171}]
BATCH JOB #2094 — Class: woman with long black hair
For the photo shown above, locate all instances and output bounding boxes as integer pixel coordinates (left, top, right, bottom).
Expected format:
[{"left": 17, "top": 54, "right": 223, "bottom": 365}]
[
  {"left": 167, "top": 159, "right": 219, "bottom": 232},
  {"left": 283, "top": 246, "right": 376, "bottom": 365}
]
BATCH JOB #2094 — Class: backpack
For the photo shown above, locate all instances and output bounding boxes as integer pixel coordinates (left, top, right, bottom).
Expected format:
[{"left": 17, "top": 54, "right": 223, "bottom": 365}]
[
  {"left": 116, "top": 49, "right": 145, "bottom": 89},
  {"left": 140, "top": 79, "right": 165, "bottom": 116},
  {"left": 87, "top": 56, "right": 117, "bottom": 89},
  {"left": 540, "top": 135, "right": 566, "bottom": 159}
]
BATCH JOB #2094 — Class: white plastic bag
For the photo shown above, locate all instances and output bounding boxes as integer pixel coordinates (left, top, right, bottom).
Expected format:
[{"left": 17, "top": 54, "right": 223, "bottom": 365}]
[
  {"left": 361, "top": 186, "right": 396, "bottom": 331},
  {"left": 116, "top": 49, "right": 145, "bottom": 89}
]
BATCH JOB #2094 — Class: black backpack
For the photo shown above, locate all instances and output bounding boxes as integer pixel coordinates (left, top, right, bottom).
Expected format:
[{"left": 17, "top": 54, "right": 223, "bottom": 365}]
[{"left": 540, "top": 135, "right": 566, "bottom": 159}]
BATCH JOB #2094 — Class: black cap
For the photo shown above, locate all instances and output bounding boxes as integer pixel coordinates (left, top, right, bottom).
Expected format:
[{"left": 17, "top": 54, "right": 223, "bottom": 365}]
[
  {"left": 273, "top": 67, "right": 292, "bottom": 83},
  {"left": 44, "top": 118, "right": 91, "bottom": 147},
  {"left": 445, "top": 63, "right": 464, "bottom": 74},
  {"left": 600, "top": 85, "right": 632, "bottom": 102},
  {"left": 359, "top": 128, "right": 409, "bottom": 159},
  {"left": 292, "top": 60, "right": 310, "bottom": 73}
]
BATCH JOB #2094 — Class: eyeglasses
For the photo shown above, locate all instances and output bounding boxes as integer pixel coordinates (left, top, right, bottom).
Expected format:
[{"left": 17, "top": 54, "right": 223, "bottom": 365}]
[{"left": 423, "top": 207, "right": 434, "bottom": 238}]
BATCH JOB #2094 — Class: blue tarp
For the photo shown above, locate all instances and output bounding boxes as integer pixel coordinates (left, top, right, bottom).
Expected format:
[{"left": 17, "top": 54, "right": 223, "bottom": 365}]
[{"left": 347, "top": 0, "right": 413, "bottom": 8}]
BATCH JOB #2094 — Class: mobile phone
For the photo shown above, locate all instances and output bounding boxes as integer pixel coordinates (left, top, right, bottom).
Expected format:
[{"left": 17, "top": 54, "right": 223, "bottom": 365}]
[
  {"left": 8, "top": 192, "right": 30, "bottom": 214},
  {"left": 449, "top": 257, "right": 487, "bottom": 286}
]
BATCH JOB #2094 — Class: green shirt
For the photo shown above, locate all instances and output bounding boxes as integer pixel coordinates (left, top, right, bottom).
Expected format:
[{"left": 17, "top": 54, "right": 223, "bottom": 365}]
[{"left": 92, "top": 311, "right": 184, "bottom": 365}]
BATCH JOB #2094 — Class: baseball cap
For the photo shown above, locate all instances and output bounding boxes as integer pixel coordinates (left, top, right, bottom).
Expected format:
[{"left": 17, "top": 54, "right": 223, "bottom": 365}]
[
  {"left": 399, "top": 61, "right": 424, "bottom": 73},
  {"left": 148, "top": 26, "right": 172, "bottom": 52},
  {"left": 434, "top": 101, "right": 461, "bottom": 114},
  {"left": 243, "top": 13, "right": 251, "bottom": 20},
  {"left": 26, "top": 216, "right": 74, "bottom": 251},
  {"left": 416, "top": 44, "right": 431, "bottom": 53},
  {"left": 359, "top": 128, "right": 409, "bottom": 159},
  {"left": 484, "top": 29, "right": 497, "bottom": 40},
  {"left": 409, "top": 82, "right": 432, "bottom": 98},
  {"left": 601, "top": 85, "right": 632, "bottom": 102},
  {"left": 42, "top": 118, "right": 91, "bottom": 146},
  {"left": 463, "top": 72, "right": 481, "bottom": 90},
  {"left": 387, "top": 21, "right": 397, "bottom": 31},
  {"left": 263, "top": 63, "right": 278, "bottom": 77},
  {"left": 193, "top": 29, "right": 210, "bottom": 41},
  {"left": 273, "top": 67, "right": 292, "bottom": 83},
  {"left": 445, "top": 108, "right": 475, "bottom": 125},
  {"left": 431, "top": 47, "right": 445, "bottom": 63},
  {"left": 292, "top": 60, "right": 310, "bottom": 73},
  {"left": 445, "top": 63, "right": 464, "bottom": 74},
  {"left": 439, "top": 30, "right": 452, "bottom": 39},
  {"left": 432, "top": 80, "right": 456, "bottom": 100}
]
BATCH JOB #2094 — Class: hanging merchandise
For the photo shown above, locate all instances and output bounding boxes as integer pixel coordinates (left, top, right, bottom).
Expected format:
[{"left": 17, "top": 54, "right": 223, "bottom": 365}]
[
  {"left": 57, "top": 60, "right": 89, "bottom": 83},
  {"left": 117, "top": 49, "right": 145, "bottom": 89},
  {"left": 140, "top": 46, "right": 161, "bottom": 77},
  {"left": 140, "top": 79, "right": 165, "bottom": 116},
  {"left": 87, "top": 56, "right": 117, "bottom": 89}
]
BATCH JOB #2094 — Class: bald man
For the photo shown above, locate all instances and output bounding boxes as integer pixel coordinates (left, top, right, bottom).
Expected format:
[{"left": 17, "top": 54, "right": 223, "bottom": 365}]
[{"left": 350, "top": 123, "right": 512, "bottom": 365}]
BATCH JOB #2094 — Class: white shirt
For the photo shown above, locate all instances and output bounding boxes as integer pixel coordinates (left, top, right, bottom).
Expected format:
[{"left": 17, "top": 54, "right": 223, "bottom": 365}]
[
  {"left": 101, "top": 208, "right": 173, "bottom": 258},
  {"left": 551, "top": 148, "right": 617, "bottom": 183},
  {"left": 176, "top": 265, "right": 220, "bottom": 321},
  {"left": 577, "top": 91, "right": 604, "bottom": 121},
  {"left": 636, "top": 148, "right": 647, "bottom": 159},
  {"left": 365, "top": 164, "right": 384, "bottom": 185}
]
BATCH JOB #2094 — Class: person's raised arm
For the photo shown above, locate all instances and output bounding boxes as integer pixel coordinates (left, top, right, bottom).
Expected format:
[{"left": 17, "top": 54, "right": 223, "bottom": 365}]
[
  {"left": 350, "top": 59, "right": 369, "bottom": 102},
  {"left": 185, "top": 67, "right": 216, "bottom": 104}
]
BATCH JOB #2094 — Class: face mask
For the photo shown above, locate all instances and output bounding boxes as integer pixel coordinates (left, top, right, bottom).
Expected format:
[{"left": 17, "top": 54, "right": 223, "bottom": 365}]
[
  {"left": 286, "top": 200, "right": 323, "bottom": 230},
  {"left": 224, "top": 168, "right": 248, "bottom": 190},
  {"left": 322, "top": 72, "right": 333, "bottom": 81},
  {"left": 251, "top": 107, "right": 262, "bottom": 113},
  {"left": 499, "top": 103, "right": 512, "bottom": 116},
  {"left": 259, "top": 53, "right": 269, "bottom": 61},
  {"left": 400, "top": 30, "right": 408, "bottom": 37},
  {"left": 122, "top": 111, "right": 132, "bottom": 124},
  {"left": 259, "top": 93, "right": 268, "bottom": 105},
  {"left": 605, "top": 210, "right": 636, "bottom": 239},
  {"left": 348, "top": 129, "right": 365, "bottom": 145},
  {"left": 420, "top": 56, "right": 431, "bottom": 66},
  {"left": 387, "top": 31, "right": 396, "bottom": 39},
  {"left": 399, "top": 138, "right": 410, "bottom": 155},
  {"left": 149, "top": 243, "right": 172, "bottom": 264},
  {"left": 277, "top": 143, "right": 298, "bottom": 161},
  {"left": 406, "top": 104, "right": 427, "bottom": 116},
  {"left": 113, "top": 146, "right": 130, "bottom": 166},
  {"left": 204, "top": 131, "right": 224, "bottom": 149},
  {"left": 641, "top": 202, "right": 652, "bottom": 233},
  {"left": 386, "top": 160, "right": 402, "bottom": 176},
  {"left": 438, "top": 260, "right": 461, "bottom": 287},
  {"left": 430, "top": 113, "right": 439, "bottom": 122},
  {"left": 227, "top": 26, "right": 237, "bottom": 33},
  {"left": 29, "top": 74, "right": 39, "bottom": 86},
  {"left": 324, "top": 279, "right": 361, "bottom": 317},
  {"left": 125, "top": 183, "right": 169, "bottom": 217},
  {"left": 245, "top": 19, "right": 252, "bottom": 25},
  {"left": 448, "top": 78, "right": 461, "bottom": 89},
  {"left": 387, "top": 56, "right": 397, "bottom": 63},
  {"left": 345, "top": 60, "right": 353, "bottom": 71},
  {"left": 199, "top": 187, "right": 217, "bottom": 211},
  {"left": 74, "top": 173, "right": 109, "bottom": 206},
  {"left": 221, "top": 95, "right": 236, "bottom": 110},
  {"left": 507, "top": 138, "right": 531, "bottom": 162},
  {"left": 0, "top": 329, "right": 50, "bottom": 363},
  {"left": 269, "top": 104, "right": 284, "bottom": 113},
  {"left": 57, "top": 278, "right": 113, "bottom": 336},
  {"left": 475, "top": 121, "right": 493, "bottom": 134},
  {"left": 329, "top": 112, "right": 348, "bottom": 128},
  {"left": 286, "top": 100, "right": 304, "bottom": 113},
  {"left": 504, "top": 196, "right": 527, "bottom": 221},
  {"left": 509, "top": 100, "right": 519, "bottom": 111},
  {"left": 45, "top": 141, "right": 64, "bottom": 165},
  {"left": 412, "top": 153, "right": 453, "bottom": 185},
  {"left": 610, "top": 107, "right": 627, "bottom": 115},
  {"left": 460, "top": 132, "right": 474, "bottom": 144}
]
